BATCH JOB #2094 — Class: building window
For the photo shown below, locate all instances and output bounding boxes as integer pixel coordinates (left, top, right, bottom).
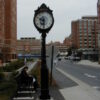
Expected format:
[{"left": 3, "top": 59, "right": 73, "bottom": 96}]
[
  {"left": 79, "top": 29, "right": 82, "bottom": 32},
  {"left": 80, "top": 44, "right": 82, "bottom": 47},
  {"left": 84, "top": 39, "right": 87, "bottom": 41}
]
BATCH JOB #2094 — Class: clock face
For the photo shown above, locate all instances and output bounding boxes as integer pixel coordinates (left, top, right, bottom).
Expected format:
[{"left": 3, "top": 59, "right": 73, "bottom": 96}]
[{"left": 34, "top": 12, "right": 53, "bottom": 29}]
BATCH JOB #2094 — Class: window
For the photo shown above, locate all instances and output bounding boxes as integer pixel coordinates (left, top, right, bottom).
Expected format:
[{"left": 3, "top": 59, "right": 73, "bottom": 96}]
[
  {"left": 84, "top": 39, "right": 87, "bottom": 41},
  {"left": 79, "top": 29, "right": 82, "bottom": 32},
  {"left": 80, "top": 41, "right": 82, "bottom": 43}
]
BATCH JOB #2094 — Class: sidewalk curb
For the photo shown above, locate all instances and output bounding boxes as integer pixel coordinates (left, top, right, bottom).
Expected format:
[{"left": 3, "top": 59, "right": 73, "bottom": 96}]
[
  {"left": 76, "top": 60, "right": 100, "bottom": 68},
  {"left": 56, "top": 67, "right": 100, "bottom": 100}
]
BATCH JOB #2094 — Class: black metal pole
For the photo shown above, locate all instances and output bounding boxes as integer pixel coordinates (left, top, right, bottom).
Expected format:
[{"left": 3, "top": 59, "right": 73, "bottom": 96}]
[
  {"left": 50, "top": 45, "right": 54, "bottom": 86},
  {"left": 40, "top": 33, "right": 50, "bottom": 99}
]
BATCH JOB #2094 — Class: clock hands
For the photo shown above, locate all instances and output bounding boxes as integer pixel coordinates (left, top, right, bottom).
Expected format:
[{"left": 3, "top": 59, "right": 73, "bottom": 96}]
[
  {"left": 39, "top": 17, "right": 45, "bottom": 24},
  {"left": 39, "top": 16, "right": 48, "bottom": 29},
  {"left": 35, "top": 12, "right": 53, "bottom": 30},
  {"left": 39, "top": 16, "right": 45, "bottom": 28}
]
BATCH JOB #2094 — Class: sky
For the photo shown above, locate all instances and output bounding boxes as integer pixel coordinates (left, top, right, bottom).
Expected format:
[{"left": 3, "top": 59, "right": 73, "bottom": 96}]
[{"left": 17, "top": 0, "right": 98, "bottom": 43}]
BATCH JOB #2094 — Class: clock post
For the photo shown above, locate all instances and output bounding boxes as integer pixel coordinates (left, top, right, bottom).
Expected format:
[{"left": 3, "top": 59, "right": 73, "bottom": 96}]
[{"left": 33, "top": 3, "right": 54, "bottom": 99}]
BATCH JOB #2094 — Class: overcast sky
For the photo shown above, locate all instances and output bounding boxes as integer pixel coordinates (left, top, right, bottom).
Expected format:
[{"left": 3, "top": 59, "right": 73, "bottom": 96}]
[{"left": 17, "top": 0, "right": 98, "bottom": 43}]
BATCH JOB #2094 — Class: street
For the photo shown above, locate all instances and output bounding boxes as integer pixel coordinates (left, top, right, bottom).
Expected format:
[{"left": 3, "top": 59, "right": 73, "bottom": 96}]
[
  {"left": 50, "top": 59, "right": 100, "bottom": 100},
  {"left": 55, "top": 59, "right": 100, "bottom": 91},
  {"left": 10, "top": 59, "right": 100, "bottom": 100}
]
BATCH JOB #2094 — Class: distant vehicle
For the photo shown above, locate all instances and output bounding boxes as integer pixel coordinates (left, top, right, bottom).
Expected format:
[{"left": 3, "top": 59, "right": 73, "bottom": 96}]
[
  {"left": 58, "top": 57, "right": 62, "bottom": 61},
  {"left": 68, "top": 56, "right": 81, "bottom": 61},
  {"left": 64, "top": 57, "right": 69, "bottom": 60},
  {"left": 75, "top": 57, "right": 81, "bottom": 61},
  {"left": 60, "top": 52, "right": 68, "bottom": 56},
  {"left": 68, "top": 56, "right": 75, "bottom": 60}
]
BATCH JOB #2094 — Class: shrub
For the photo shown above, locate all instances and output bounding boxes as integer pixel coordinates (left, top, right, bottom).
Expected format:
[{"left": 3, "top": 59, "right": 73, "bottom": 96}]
[
  {"left": 29, "top": 61, "right": 41, "bottom": 86},
  {"left": 29, "top": 60, "right": 57, "bottom": 87},
  {"left": 0, "top": 72, "right": 5, "bottom": 80},
  {"left": 0, "top": 59, "right": 24, "bottom": 72},
  {"left": 0, "top": 79, "right": 17, "bottom": 100}
]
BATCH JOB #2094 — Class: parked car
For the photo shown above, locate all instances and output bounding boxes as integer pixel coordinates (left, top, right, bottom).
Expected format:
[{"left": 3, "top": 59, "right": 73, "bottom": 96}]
[
  {"left": 64, "top": 57, "right": 69, "bottom": 60},
  {"left": 74, "top": 57, "right": 81, "bottom": 61},
  {"left": 68, "top": 56, "right": 81, "bottom": 61},
  {"left": 68, "top": 56, "right": 75, "bottom": 60}
]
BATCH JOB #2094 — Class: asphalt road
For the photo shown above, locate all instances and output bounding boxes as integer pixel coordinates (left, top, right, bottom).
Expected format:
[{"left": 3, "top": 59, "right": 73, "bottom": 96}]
[{"left": 55, "top": 59, "right": 100, "bottom": 91}]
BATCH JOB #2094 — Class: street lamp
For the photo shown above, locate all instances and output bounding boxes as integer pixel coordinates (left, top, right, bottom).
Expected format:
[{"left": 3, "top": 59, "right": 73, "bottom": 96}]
[{"left": 33, "top": 3, "right": 54, "bottom": 99}]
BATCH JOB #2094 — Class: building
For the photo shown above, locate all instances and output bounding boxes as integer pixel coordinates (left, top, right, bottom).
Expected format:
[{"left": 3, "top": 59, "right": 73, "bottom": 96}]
[
  {"left": 71, "top": 21, "right": 78, "bottom": 48},
  {"left": 0, "top": 0, "right": 17, "bottom": 64},
  {"left": 0, "top": 0, "right": 5, "bottom": 45},
  {"left": 0, "top": 0, "right": 5, "bottom": 64},
  {"left": 17, "top": 37, "right": 41, "bottom": 57},
  {"left": 63, "top": 35, "right": 72, "bottom": 48},
  {"left": 47, "top": 41, "right": 68, "bottom": 53},
  {"left": 71, "top": 16, "right": 98, "bottom": 49},
  {"left": 97, "top": 0, "right": 100, "bottom": 26},
  {"left": 71, "top": 16, "right": 98, "bottom": 60},
  {"left": 97, "top": 0, "right": 100, "bottom": 63}
]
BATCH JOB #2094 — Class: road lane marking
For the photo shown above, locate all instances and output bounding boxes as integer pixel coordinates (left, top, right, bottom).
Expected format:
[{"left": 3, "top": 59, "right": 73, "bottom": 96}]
[
  {"left": 93, "top": 86, "right": 100, "bottom": 90},
  {"left": 84, "top": 73, "right": 97, "bottom": 78},
  {"left": 56, "top": 67, "right": 100, "bottom": 99}
]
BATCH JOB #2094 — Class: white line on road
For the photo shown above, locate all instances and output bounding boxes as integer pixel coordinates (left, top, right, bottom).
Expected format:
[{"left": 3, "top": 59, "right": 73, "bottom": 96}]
[
  {"left": 84, "top": 73, "right": 97, "bottom": 78},
  {"left": 93, "top": 86, "right": 100, "bottom": 89},
  {"left": 56, "top": 67, "right": 100, "bottom": 100}
]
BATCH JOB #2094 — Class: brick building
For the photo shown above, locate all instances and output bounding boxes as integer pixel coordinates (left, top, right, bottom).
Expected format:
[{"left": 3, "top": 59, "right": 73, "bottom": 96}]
[
  {"left": 71, "top": 16, "right": 98, "bottom": 60},
  {"left": 71, "top": 21, "right": 78, "bottom": 48},
  {"left": 0, "top": 0, "right": 5, "bottom": 64},
  {"left": 63, "top": 35, "right": 72, "bottom": 48},
  {"left": 71, "top": 16, "right": 98, "bottom": 50},
  {"left": 98, "top": 0, "right": 100, "bottom": 26},
  {"left": 0, "top": 0, "right": 17, "bottom": 64},
  {"left": 17, "top": 37, "right": 41, "bottom": 56},
  {"left": 47, "top": 41, "right": 68, "bottom": 53},
  {"left": 97, "top": 0, "right": 100, "bottom": 63}
]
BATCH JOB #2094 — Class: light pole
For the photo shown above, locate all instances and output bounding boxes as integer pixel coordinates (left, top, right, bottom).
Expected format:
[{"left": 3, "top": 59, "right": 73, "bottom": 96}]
[
  {"left": 50, "top": 45, "right": 54, "bottom": 86},
  {"left": 33, "top": 3, "right": 54, "bottom": 99}
]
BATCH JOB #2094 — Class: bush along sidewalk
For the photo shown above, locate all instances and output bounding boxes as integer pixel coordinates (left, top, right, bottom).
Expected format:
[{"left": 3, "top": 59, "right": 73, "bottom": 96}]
[
  {"left": 0, "top": 72, "right": 17, "bottom": 100},
  {"left": 29, "top": 60, "right": 57, "bottom": 87},
  {"left": 0, "top": 59, "right": 25, "bottom": 100},
  {"left": 0, "top": 59, "right": 24, "bottom": 72}
]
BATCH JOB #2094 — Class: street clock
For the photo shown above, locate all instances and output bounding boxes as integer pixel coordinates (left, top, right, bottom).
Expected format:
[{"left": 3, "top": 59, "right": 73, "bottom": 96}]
[
  {"left": 34, "top": 4, "right": 54, "bottom": 33},
  {"left": 33, "top": 4, "right": 54, "bottom": 99}
]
